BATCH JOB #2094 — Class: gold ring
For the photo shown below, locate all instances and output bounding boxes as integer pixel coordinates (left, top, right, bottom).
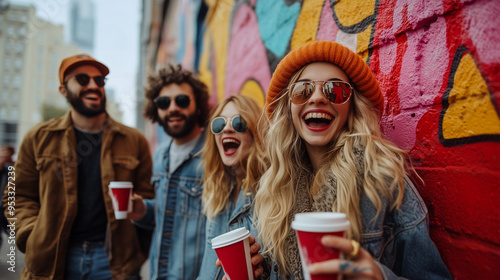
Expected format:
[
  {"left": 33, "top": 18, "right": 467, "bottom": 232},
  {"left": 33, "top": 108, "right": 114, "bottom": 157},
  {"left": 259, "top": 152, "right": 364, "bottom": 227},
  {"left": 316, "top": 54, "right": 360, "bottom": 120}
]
[{"left": 346, "top": 240, "right": 360, "bottom": 260}]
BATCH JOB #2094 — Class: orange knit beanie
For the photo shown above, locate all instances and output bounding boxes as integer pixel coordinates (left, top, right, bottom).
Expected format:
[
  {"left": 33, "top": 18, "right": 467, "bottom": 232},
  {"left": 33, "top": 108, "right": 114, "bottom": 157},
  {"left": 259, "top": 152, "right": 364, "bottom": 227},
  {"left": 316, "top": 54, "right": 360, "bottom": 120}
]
[{"left": 266, "top": 41, "right": 383, "bottom": 117}]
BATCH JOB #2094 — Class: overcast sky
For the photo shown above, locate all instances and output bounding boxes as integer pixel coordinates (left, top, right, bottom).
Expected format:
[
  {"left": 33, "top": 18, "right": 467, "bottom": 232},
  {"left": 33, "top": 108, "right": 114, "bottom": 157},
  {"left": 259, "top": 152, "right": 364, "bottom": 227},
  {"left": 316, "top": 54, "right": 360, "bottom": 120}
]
[{"left": 11, "top": 0, "right": 141, "bottom": 127}]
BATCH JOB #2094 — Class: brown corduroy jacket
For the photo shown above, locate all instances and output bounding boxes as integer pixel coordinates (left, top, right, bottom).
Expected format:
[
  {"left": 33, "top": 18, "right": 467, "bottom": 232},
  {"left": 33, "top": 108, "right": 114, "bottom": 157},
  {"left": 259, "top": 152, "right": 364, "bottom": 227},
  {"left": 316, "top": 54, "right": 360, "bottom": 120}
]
[{"left": 2, "top": 112, "right": 154, "bottom": 280}]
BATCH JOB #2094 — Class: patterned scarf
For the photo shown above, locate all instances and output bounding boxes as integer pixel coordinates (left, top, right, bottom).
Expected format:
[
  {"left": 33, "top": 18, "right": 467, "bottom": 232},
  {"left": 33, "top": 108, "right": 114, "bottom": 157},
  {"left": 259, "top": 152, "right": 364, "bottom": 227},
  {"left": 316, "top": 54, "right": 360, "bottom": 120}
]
[{"left": 282, "top": 147, "right": 365, "bottom": 279}]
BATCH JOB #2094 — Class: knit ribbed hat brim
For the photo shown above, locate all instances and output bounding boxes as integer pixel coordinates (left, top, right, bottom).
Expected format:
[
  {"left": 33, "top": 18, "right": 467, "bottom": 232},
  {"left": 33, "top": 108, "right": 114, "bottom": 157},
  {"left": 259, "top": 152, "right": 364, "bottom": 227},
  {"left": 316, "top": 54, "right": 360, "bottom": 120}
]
[{"left": 266, "top": 41, "right": 383, "bottom": 117}]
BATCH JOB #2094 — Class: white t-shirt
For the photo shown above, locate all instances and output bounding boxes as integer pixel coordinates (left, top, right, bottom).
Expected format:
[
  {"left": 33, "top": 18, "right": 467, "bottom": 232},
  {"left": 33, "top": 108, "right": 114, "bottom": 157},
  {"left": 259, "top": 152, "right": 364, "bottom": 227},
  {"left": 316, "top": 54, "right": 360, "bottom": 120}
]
[{"left": 169, "top": 134, "right": 201, "bottom": 174}]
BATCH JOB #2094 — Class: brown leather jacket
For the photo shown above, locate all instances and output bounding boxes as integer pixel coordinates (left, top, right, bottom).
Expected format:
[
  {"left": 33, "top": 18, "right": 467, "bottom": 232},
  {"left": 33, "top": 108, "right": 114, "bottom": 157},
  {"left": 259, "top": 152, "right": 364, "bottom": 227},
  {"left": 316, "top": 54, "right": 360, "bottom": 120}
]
[{"left": 2, "top": 112, "right": 154, "bottom": 279}]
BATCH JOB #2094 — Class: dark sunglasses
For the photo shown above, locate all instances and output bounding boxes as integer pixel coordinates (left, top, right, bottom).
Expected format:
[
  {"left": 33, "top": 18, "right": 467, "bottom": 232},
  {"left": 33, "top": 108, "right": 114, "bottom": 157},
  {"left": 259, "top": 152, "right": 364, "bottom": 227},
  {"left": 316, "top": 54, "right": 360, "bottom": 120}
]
[
  {"left": 154, "top": 95, "right": 191, "bottom": 110},
  {"left": 289, "top": 80, "right": 353, "bottom": 105},
  {"left": 210, "top": 115, "right": 248, "bottom": 134},
  {"left": 67, "top": 73, "right": 107, "bottom": 87}
]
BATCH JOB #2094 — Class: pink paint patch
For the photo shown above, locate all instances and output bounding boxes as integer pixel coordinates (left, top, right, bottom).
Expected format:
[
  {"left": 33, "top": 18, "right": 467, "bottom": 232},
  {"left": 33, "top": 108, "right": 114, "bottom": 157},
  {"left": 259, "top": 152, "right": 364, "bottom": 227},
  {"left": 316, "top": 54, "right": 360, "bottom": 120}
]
[
  {"left": 378, "top": 36, "right": 398, "bottom": 74},
  {"left": 389, "top": 17, "right": 448, "bottom": 150},
  {"left": 393, "top": 0, "right": 443, "bottom": 30},
  {"left": 464, "top": 1, "right": 500, "bottom": 63},
  {"left": 226, "top": 5, "right": 271, "bottom": 99},
  {"left": 317, "top": 0, "right": 338, "bottom": 41}
]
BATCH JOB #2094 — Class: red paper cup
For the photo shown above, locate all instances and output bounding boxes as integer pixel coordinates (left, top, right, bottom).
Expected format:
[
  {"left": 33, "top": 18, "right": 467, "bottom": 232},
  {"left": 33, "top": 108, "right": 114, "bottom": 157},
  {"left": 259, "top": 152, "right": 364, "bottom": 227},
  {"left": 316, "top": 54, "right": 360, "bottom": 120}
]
[
  {"left": 109, "top": 181, "right": 133, "bottom": 220},
  {"left": 291, "top": 212, "right": 351, "bottom": 280},
  {"left": 211, "top": 227, "right": 255, "bottom": 280}
]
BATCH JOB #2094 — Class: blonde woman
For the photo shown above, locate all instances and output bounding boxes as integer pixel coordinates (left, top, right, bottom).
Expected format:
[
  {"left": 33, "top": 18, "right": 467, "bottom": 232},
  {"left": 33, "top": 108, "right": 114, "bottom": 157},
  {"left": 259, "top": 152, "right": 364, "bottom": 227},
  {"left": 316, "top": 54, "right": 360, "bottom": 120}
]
[
  {"left": 198, "top": 95, "right": 267, "bottom": 279},
  {"left": 254, "top": 41, "right": 451, "bottom": 280}
]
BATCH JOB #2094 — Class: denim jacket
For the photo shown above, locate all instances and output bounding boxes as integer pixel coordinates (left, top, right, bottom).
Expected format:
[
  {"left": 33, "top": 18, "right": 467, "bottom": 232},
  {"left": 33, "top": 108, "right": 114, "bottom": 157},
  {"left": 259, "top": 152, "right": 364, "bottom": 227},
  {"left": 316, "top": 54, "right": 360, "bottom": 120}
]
[
  {"left": 197, "top": 186, "right": 257, "bottom": 280},
  {"left": 269, "top": 175, "right": 452, "bottom": 280},
  {"left": 139, "top": 131, "right": 207, "bottom": 280}
]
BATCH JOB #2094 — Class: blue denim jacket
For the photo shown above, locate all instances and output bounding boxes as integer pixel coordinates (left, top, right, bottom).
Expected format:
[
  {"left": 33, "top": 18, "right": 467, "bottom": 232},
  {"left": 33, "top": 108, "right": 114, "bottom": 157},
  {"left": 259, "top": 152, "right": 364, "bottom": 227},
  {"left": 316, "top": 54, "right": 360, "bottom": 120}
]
[
  {"left": 197, "top": 187, "right": 257, "bottom": 280},
  {"left": 269, "top": 175, "right": 452, "bottom": 280},
  {"left": 139, "top": 131, "right": 207, "bottom": 280}
]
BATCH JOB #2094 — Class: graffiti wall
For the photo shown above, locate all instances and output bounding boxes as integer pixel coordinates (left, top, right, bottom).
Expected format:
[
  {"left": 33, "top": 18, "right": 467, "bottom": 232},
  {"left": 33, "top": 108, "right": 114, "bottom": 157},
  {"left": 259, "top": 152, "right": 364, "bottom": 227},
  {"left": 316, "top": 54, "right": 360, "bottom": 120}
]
[{"left": 155, "top": 0, "right": 500, "bottom": 278}]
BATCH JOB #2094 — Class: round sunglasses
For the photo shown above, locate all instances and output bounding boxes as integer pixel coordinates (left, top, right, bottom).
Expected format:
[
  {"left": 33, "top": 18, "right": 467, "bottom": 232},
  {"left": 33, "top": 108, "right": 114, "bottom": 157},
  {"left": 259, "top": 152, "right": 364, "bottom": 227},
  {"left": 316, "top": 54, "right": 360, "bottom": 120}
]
[
  {"left": 210, "top": 115, "right": 248, "bottom": 134},
  {"left": 289, "top": 80, "right": 353, "bottom": 105},
  {"left": 154, "top": 95, "right": 191, "bottom": 110},
  {"left": 66, "top": 73, "right": 106, "bottom": 87}
]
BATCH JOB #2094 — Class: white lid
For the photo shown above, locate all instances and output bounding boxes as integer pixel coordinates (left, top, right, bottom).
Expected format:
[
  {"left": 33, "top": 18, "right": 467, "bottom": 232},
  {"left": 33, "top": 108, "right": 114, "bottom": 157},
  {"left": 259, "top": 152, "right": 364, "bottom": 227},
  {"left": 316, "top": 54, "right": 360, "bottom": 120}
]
[
  {"left": 114, "top": 211, "right": 128, "bottom": 219},
  {"left": 211, "top": 227, "right": 250, "bottom": 249},
  {"left": 109, "top": 181, "right": 133, "bottom": 188},
  {"left": 291, "top": 212, "right": 350, "bottom": 232}
]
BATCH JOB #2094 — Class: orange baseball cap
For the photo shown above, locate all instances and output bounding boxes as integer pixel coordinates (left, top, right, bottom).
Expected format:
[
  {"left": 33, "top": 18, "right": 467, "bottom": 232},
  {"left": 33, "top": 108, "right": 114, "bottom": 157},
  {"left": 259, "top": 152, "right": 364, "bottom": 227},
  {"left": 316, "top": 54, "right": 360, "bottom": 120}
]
[{"left": 59, "top": 54, "right": 110, "bottom": 84}]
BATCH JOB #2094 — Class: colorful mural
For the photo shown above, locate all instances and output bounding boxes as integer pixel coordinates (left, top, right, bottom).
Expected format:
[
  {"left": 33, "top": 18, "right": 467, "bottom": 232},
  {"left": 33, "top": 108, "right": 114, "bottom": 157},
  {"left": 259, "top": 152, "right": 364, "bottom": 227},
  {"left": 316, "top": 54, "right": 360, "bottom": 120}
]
[{"left": 155, "top": 0, "right": 500, "bottom": 278}]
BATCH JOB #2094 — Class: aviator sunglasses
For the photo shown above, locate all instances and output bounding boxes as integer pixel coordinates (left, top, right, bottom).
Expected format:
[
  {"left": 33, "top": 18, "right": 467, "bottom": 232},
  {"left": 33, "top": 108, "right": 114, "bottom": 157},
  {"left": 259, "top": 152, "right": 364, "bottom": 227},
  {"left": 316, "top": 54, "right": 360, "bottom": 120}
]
[
  {"left": 211, "top": 115, "right": 248, "bottom": 134},
  {"left": 66, "top": 73, "right": 107, "bottom": 87},
  {"left": 289, "top": 80, "right": 353, "bottom": 105},
  {"left": 154, "top": 95, "right": 191, "bottom": 110}
]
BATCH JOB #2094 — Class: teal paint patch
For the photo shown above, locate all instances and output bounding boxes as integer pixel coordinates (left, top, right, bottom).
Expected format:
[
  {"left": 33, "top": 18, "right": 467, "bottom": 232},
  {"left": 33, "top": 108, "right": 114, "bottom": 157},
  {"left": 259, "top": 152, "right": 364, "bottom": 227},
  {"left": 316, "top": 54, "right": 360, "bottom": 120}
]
[{"left": 256, "top": 0, "right": 301, "bottom": 57}]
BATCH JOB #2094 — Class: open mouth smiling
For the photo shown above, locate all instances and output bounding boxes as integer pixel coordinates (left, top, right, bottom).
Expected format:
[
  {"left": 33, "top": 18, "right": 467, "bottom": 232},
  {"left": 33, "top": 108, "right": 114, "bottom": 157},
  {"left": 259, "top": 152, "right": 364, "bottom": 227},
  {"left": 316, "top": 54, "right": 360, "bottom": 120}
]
[
  {"left": 303, "top": 112, "right": 333, "bottom": 128},
  {"left": 222, "top": 138, "right": 241, "bottom": 155}
]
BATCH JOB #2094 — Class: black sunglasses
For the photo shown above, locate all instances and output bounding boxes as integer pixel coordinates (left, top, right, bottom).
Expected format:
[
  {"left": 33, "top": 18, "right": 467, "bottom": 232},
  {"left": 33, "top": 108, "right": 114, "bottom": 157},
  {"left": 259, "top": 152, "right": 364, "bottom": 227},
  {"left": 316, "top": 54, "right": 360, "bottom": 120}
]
[
  {"left": 154, "top": 95, "right": 191, "bottom": 110},
  {"left": 289, "top": 80, "right": 353, "bottom": 105},
  {"left": 66, "top": 73, "right": 106, "bottom": 87},
  {"left": 210, "top": 115, "right": 248, "bottom": 134}
]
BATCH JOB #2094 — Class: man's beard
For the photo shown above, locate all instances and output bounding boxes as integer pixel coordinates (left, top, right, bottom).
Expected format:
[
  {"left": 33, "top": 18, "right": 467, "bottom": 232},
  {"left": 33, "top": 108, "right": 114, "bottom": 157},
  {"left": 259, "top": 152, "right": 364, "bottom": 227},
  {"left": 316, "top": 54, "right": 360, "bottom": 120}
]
[
  {"left": 65, "top": 85, "right": 106, "bottom": 117},
  {"left": 159, "top": 111, "right": 198, "bottom": 139}
]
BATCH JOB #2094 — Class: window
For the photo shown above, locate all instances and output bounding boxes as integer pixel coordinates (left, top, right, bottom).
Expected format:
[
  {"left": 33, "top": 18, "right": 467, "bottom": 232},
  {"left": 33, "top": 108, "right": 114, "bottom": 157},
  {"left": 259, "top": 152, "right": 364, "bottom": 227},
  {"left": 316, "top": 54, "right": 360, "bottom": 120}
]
[
  {"left": 4, "top": 58, "right": 11, "bottom": 69},
  {"left": 12, "top": 92, "right": 19, "bottom": 103},
  {"left": 20, "top": 14, "right": 28, "bottom": 22},
  {"left": 15, "top": 58, "right": 23, "bottom": 70},
  {"left": 5, "top": 41, "right": 13, "bottom": 53},
  {"left": 1, "top": 91, "right": 8, "bottom": 102},
  {"left": 18, "top": 26, "right": 26, "bottom": 37},
  {"left": 11, "top": 108, "right": 19, "bottom": 120},
  {"left": 12, "top": 75, "right": 22, "bottom": 89},
  {"left": 6, "top": 26, "right": 15, "bottom": 37},
  {"left": 16, "top": 42, "right": 24, "bottom": 53},
  {"left": 3, "top": 75, "right": 10, "bottom": 87}
]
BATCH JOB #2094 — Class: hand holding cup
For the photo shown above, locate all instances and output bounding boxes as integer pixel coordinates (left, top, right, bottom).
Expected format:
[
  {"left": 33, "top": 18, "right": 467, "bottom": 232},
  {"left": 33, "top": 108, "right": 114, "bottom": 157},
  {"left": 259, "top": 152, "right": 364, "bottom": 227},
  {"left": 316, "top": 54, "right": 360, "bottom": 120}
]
[
  {"left": 127, "top": 193, "right": 147, "bottom": 221},
  {"left": 216, "top": 235, "right": 264, "bottom": 280},
  {"left": 307, "top": 235, "right": 383, "bottom": 280}
]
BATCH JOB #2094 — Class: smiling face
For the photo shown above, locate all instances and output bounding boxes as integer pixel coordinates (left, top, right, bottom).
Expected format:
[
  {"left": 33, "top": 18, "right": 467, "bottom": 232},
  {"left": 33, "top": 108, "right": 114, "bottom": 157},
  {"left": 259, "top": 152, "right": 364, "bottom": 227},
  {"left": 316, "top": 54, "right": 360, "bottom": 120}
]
[
  {"left": 61, "top": 64, "right": 107, "bottom": 117},
  {"left": 290, "top": 62, "right": 352, "bottom": 152},
  {"left": 213, "top": 101, "right": 253, "bottom": 169},
  {"left": 157, "top": 83, "right": 200, "bottom": 143}
]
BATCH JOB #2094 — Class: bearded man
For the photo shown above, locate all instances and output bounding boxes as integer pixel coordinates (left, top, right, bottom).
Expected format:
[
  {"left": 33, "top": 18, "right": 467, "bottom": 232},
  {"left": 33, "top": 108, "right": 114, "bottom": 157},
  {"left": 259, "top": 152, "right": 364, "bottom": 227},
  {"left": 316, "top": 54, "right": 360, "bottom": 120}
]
[
  {"left": 2, "top": 54, "right": 154, "bottom": 280},
  {"left": 130, "top": 65, "right": 211, "bottom": 280}
]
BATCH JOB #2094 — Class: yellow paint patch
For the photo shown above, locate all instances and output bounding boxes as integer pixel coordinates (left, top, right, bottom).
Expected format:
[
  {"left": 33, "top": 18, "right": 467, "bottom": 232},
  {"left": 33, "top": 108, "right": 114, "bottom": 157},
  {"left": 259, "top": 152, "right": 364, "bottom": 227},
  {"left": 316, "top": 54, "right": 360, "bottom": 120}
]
[
  {"left": 201, "top": 0, "right": 235, "bottom": 102},
  {"left": 442, "top": 53, "right": 500, "bottom": 139},
  {"left": 239, "top": 80, "right": 265, "bottom": 108},
  {"left": 334, "top": 0, "right": 376, "bottom": 27},
  {"left": 198, "top": 38, "right": 212, "bottom": 96},
  {"left": 291, "top": 0, "right": 324, "bottom": 50},
  {"left": 356, "top": 24, "right": 372, "bottom": 56}
]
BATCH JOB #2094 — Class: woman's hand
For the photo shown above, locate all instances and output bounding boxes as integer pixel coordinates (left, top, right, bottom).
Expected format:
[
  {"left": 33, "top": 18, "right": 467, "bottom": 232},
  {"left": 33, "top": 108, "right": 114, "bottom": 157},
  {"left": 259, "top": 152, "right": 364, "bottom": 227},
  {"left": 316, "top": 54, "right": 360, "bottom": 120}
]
[
  {"left": 216, "top": 235, "right": 264, "bottom": 279},
  {"left": 127, "top": 193, "right": 146, "bottom": 220},
  {"left": 307, "top": 235, "right": 383, "bottom": 280}
]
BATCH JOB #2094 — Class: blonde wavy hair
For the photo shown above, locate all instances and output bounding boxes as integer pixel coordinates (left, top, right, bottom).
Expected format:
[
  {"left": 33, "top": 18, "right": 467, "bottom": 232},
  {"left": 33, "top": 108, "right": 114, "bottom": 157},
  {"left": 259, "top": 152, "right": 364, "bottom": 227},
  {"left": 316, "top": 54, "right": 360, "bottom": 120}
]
[
  {"left": 201, "top": 95, "right": 268, "bottom": 219},
  {"left": 255, "top": 66, "right": 414, "bottom": 277}
]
